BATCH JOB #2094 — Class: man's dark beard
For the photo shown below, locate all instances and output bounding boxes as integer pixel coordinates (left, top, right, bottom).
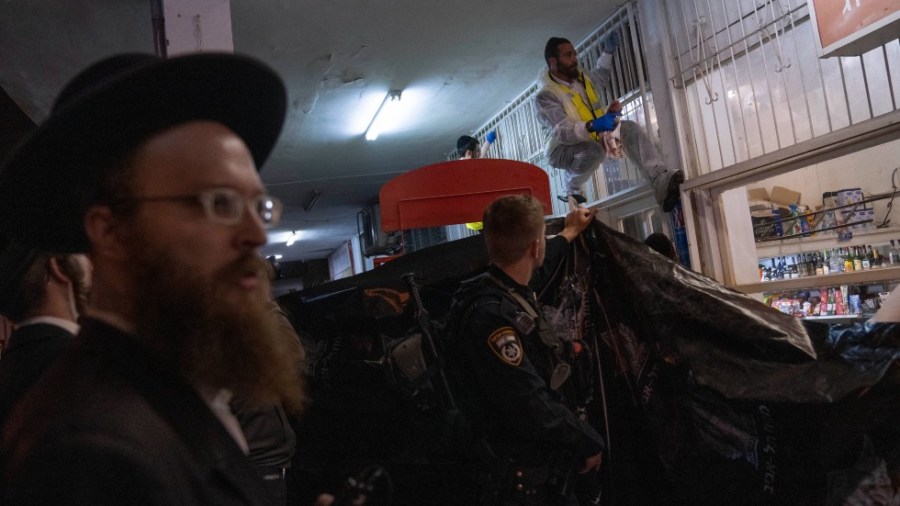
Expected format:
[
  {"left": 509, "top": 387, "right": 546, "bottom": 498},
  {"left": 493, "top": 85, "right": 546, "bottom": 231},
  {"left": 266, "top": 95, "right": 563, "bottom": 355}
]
[{"left": 130, "top": 247, "right": 306, "bottom": 414}]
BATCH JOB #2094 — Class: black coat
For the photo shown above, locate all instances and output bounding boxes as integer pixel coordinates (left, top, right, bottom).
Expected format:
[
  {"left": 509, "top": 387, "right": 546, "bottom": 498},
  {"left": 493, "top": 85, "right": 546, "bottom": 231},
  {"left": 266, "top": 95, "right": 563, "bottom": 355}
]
[
  {"left": 0, "top": 322, "right": 74, "bottom": 433},
  {"left": 1, "top": 318, "right": 275, "bottom": 505}
]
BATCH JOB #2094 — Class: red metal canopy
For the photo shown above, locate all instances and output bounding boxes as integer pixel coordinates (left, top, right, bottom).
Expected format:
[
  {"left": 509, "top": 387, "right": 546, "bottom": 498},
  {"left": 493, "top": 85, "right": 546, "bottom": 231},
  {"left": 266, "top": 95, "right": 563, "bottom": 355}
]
[{"left": 379, "top": 159, "right": 552, "bottom": 232}]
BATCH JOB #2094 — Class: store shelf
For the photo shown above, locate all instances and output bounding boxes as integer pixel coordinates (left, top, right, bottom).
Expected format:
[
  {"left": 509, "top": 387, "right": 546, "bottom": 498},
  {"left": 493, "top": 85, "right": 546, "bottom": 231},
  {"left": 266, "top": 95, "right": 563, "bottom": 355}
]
[
  {"left": 756, "top": 227, "right": 900, "bottom": 259},
  {"left": 733, "top": 266, "right": 900, "bottom": 294},
  {"left": 803, "top": 314, "right": 867, "bottom": 323}
]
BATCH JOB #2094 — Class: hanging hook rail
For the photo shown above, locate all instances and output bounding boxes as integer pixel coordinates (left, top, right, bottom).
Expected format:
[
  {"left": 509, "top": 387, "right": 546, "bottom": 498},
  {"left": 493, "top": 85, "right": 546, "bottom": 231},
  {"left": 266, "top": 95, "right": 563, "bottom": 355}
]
[
  {"left": 692, "top": 17, "right": 719, "bottom": 105},
  {"left": 763, "top": 0, "right": 793, "bottom": 73}
]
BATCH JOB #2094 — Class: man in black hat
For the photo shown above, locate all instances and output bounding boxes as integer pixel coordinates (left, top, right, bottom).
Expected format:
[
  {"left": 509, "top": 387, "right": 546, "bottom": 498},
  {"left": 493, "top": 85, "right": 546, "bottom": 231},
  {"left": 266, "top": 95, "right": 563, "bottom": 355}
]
[
  {"left": 0, "top": 237, "right": 90, "bottom": 433},
  {"left": 0, "top": 53, "right": 314, "bottom": 505}
]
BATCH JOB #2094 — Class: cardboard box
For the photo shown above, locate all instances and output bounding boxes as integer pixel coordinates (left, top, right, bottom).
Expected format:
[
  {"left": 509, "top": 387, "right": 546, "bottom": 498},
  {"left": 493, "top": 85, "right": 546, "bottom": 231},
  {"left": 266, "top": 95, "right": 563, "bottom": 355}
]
[
  {"left": 747, "top": 187, "right": 769, "bottom": 201},
  {"left": 770, "top": 186, "right": 801, "bottom": 208}
]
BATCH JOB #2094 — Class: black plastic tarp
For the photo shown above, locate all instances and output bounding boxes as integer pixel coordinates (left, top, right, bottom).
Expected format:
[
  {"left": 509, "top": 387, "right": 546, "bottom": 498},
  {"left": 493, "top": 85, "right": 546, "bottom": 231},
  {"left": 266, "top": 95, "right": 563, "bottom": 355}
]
[{"left": 281, "top": 219, "right": 900, "bottom": 505}]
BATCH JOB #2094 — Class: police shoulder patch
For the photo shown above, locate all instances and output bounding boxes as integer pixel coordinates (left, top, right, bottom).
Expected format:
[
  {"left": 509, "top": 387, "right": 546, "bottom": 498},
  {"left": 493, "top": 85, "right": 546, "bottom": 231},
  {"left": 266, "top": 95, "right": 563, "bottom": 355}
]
[{"left": 487, "top": 326, "right": 523, "bottom": 367}]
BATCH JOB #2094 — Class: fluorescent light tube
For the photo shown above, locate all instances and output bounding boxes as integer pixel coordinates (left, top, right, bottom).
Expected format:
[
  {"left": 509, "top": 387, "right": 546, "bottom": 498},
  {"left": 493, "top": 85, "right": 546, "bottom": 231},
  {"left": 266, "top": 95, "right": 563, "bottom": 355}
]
[{"left": 365, "top": 90, "right": 402, "bottom": 141}]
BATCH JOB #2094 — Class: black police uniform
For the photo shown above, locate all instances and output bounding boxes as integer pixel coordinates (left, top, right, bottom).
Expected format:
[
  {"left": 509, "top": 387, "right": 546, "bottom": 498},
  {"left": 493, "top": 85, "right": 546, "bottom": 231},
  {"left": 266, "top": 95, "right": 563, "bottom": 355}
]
[{"left": 451, "top": 235, "right": 604, "bottom": 505}]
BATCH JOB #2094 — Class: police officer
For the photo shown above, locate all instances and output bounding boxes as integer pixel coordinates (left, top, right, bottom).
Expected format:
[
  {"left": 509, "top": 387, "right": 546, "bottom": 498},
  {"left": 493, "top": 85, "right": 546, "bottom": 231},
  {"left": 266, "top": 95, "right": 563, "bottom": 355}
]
[{"left": 450, "top": 195, "right": 603, "bottom": 505}]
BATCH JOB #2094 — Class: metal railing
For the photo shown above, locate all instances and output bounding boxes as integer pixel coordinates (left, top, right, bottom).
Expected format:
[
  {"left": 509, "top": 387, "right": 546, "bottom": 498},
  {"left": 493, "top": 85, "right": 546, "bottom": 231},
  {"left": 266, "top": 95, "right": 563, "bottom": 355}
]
[
  {"left": 664, "top": 0, "right": 899, "bottom": 176},
  {"left": 457, "top": 3, "right": 655, "bottom": 219}
]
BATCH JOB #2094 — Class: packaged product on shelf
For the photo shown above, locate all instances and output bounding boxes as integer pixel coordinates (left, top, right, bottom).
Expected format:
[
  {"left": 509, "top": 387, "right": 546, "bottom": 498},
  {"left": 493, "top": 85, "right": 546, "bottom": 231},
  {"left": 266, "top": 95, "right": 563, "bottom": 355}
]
[
  {"left": 751, "top": 208, "right": 778, "bottom": 241},
  {"left": 864, "top": 209, "right": 876, "bottom": 232},
  {"left": 850, "top": 210, "right": 868, "bottom": 233},
  {"left": 836, "top": 188, "right": 863, "bottom": 208},
  {"left": 833, "top": 203, "right": 853, "bottom": 242},
  {"left": 848, "top": 294, "right": 861, "bottom": 315},
  {"left": 805, "top": 209, "right": 816, "bottom": 237},
  {"left": 786, "top": 204, "right": 811, "bottom": 237},
  {"left": 820, "top": 193, "right": 837, "bottom": 236},
  {"left": 835, "top": 285, "right": 847, "bottom": 315}
]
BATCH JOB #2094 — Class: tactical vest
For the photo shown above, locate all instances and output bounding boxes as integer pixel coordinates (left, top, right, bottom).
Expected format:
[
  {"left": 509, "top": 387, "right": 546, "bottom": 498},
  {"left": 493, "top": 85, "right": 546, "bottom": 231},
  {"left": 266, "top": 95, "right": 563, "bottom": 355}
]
[{"left": 456, "top": 272, "right": 573, "bottom": 392}]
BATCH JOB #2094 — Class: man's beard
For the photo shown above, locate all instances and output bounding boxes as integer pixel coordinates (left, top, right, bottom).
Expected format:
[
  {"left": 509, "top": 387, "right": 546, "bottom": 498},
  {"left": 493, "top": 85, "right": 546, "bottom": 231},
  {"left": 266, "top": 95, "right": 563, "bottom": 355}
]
[
  {"left": 129, "top": 246, "right": 306, "bottom": 414},
  {"left": 562, "top": 64, "right": 579, "bottom": 81}
]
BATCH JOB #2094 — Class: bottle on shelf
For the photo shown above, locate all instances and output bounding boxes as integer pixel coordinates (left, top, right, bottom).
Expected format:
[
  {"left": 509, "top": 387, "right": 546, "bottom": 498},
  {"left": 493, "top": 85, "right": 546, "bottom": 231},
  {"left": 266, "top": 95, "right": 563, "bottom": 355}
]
[
  {"left": 853, "top": 246, "right": 863, "bottom": 271},
  {"left": 872, "top": 245, "right": 882, "bottom": 268},
  {"left": 862, "top": 245, "right": 872, "bottom": 270},
  {"left": 844, "top": 247, "right": 855, "bottom": 272},
  {"left": 830, "top": 247, "right": 842, "bottom": 274},
  {"left": 821, "top": 249, "right": 830, "bottom": 275}
]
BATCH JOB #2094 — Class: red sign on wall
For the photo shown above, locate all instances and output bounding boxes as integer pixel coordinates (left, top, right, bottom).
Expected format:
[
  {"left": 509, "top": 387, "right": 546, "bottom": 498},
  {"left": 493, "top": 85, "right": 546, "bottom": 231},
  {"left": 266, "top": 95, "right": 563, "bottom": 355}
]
[{"left": 807, "top": 0, "right": 900, "bottom": 57}]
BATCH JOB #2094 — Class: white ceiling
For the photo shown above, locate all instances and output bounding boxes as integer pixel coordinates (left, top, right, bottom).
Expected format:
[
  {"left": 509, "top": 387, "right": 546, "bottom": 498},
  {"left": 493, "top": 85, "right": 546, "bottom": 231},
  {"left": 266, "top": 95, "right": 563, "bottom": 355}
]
[{"left": 0, "top": 0, "right": 618, "bottom": 262}]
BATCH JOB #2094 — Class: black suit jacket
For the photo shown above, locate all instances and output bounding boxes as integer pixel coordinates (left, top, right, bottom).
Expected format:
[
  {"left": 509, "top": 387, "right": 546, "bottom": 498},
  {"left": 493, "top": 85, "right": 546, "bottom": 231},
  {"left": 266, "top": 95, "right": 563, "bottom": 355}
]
[
  {"left": 1, "top": 318, "right": 275, "bottom": 505},
  {"left": 0, "top": 322, "right": 74, "bottom": 433}
]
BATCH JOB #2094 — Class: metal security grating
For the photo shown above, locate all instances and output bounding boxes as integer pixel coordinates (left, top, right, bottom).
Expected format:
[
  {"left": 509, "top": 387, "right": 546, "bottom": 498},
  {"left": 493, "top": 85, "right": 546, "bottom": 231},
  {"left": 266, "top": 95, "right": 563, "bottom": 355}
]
[{"left": 663, "top": 0, "right": 900, "bottom": 176}]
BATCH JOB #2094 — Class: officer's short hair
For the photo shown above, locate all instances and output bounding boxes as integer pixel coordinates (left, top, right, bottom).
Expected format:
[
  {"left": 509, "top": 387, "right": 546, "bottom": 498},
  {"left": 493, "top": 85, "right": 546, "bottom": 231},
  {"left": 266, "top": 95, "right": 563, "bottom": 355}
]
[
  {"left": 544, "top": 37, "right": 572, "bottom": 67},
  {"left": 483, "top": 195, "right": 545, "bottom": 266}
]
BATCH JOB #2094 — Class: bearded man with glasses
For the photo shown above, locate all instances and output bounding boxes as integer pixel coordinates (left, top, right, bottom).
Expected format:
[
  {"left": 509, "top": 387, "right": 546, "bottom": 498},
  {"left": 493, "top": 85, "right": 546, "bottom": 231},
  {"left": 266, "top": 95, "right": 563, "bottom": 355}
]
[{"left": 0, "top": 54, "right": 327, "bottom": 505}]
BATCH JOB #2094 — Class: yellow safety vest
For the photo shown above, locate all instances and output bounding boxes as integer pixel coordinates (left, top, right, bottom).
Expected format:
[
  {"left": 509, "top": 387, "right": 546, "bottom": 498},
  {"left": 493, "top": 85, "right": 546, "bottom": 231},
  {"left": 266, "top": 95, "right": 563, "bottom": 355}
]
[{"left": 550, "top": 71, "right": 606, "bottom": 141}]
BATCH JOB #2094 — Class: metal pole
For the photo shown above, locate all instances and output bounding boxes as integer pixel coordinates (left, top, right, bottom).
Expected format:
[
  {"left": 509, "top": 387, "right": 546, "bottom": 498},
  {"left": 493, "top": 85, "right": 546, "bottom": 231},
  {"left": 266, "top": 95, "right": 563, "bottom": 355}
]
[{"left": 150, "top": 0, "right": 167, "bottom": 59}]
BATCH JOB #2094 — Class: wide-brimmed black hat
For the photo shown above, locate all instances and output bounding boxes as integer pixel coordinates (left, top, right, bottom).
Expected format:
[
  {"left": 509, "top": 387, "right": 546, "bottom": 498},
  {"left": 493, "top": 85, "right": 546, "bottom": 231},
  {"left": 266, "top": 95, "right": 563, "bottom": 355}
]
[
  {"left": 0, "top": 234, "right": 38, "bottom": 316},
  {"left": 0, "top": 52, "right": 287, "bottom": 253}
]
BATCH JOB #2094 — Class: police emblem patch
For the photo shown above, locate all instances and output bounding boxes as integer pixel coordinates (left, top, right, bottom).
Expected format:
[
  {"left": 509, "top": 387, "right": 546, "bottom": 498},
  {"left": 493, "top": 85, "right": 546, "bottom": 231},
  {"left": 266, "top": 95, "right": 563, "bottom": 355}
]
[{"left": 487, "top": 327, "right": 523, "bottom": 367}]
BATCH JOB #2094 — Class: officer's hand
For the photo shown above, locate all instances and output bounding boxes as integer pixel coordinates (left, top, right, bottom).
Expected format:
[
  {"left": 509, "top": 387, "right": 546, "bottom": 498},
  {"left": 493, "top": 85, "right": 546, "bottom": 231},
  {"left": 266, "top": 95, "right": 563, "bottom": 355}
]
[
  {"left": 559, "top": 208, "right": 597, "bottom": 242},
  {"left": 603, "top": 31, "right": 620, "bottom": 54},
  {"left": 486, "top": 130, "right": 497, "bottom": 144},
  {"left": 580, "top": 452, "right": 602, "bottom": 473},
  {"left": 590, "top": 111, "right": 620, "bottom": 133}
]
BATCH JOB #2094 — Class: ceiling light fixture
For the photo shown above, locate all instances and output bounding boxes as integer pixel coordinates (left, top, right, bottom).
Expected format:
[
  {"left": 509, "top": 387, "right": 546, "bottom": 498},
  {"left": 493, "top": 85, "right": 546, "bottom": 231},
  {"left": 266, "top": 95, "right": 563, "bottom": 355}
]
[
  {"left": 304, "top": 190, "right": 322, "bottom": 213},
  {"left": 365, "top": 90, "right": 402, "bottom": 141},
  {"left": 286, "top": 231, "right": 297, "bottom": 247}
]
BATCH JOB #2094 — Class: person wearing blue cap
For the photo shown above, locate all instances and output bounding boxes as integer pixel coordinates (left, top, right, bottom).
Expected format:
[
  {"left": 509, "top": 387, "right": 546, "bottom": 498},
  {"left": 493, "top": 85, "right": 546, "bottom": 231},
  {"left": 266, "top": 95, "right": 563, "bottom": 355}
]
[
  {"left": 456, "top": 130, "right": 498, "bottom": 161},
  {"left": 456, "top": 131, "right": 498, "bottom": 231},
  {"left": 535, "top": 33, "right": 684, "bottom": 210}
]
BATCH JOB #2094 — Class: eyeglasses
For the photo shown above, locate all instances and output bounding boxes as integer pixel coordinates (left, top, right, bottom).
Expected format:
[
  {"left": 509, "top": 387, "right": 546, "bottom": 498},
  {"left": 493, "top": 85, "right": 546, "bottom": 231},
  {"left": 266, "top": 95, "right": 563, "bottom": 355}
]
[{"left": 118, "top": 187, "right": 283, "bottom": 228}]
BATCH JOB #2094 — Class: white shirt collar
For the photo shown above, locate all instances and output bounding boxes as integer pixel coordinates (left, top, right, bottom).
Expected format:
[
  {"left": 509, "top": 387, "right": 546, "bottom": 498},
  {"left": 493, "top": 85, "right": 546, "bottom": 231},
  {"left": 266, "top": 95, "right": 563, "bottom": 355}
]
[
  {"left": 195, "top": 385, "right": 249, "bottom": 454},
  {"left": 15, "top": 316, "right": 80, "bottom": 335}
]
